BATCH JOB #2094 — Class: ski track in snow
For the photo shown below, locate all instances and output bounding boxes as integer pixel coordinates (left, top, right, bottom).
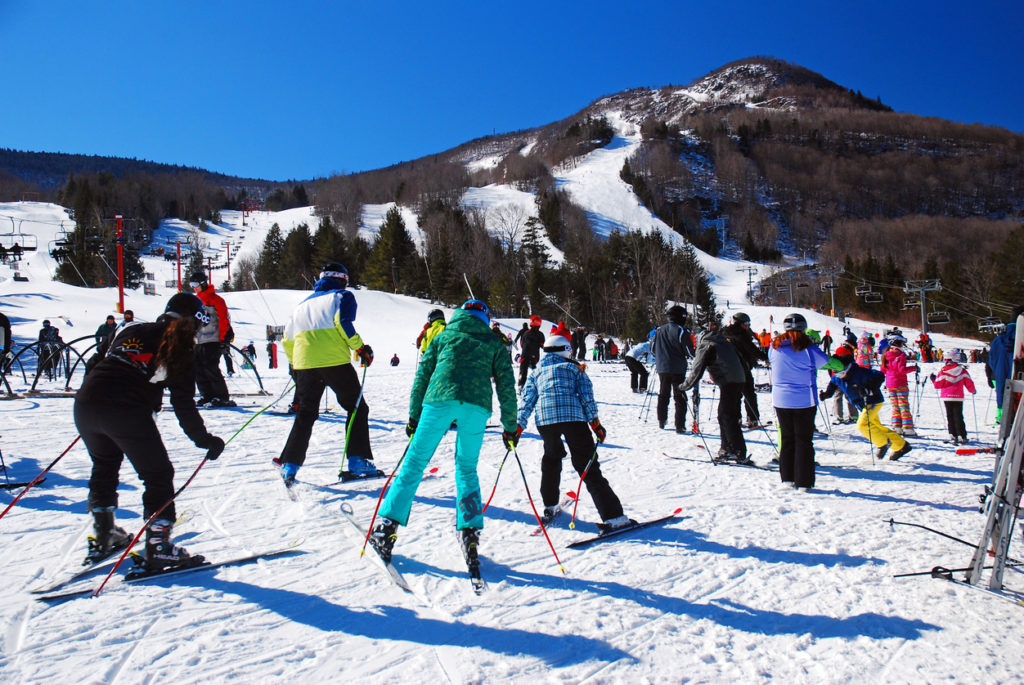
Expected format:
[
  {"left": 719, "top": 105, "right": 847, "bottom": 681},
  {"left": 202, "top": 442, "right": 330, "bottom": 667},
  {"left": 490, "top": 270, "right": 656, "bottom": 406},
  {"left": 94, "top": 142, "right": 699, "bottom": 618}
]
[{"left": 1, "top": 190, "right": 1021, "bottom": 680}]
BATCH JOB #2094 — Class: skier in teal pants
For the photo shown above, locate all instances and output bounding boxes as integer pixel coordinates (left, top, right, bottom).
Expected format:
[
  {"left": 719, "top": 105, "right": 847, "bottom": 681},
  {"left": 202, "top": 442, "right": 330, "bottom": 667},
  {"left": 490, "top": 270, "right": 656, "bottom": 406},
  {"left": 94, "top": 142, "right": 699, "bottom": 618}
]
[{"left": 370, "top": 299, "right": 519, "bottom": 563}]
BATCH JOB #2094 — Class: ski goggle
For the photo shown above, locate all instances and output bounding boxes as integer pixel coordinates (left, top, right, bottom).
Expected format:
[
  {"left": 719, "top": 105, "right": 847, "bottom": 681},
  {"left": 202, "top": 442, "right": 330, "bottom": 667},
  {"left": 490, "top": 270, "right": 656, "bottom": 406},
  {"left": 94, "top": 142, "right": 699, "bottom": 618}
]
[
  {"left": 320, "top": 270, "right": 348, "bottom": 283},
  {"left": 461, "top": 300, "right": 491, "bottom": 319}
]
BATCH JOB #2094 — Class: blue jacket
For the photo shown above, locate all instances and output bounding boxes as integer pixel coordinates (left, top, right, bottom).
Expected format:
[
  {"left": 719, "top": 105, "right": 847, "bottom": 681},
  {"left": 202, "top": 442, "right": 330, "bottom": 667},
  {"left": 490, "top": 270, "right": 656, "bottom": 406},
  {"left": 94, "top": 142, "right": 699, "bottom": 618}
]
[
  {"left": 988, "top": 322, "right": 1017, "bottom": 403},
  {"left": 518, "top": 354, "right": 598, "bottom": 428},
  {"left": 769, "top": 338, "right": 829, "bottom": 409},
  {"left": 820, "top": 365, "right": 886, "bottom": 410}
]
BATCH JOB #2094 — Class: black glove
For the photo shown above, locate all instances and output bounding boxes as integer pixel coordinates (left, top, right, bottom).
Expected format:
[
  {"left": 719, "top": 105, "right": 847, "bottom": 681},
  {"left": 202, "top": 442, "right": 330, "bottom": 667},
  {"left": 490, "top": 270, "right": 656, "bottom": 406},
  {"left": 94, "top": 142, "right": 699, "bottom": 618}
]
[
  {"left": 502, "top": 429, "right": 520, "bottom": 450},
  {"left": 929, "top": 373, "right": 936, "bottom": 382},
  {"left": 405, "top": 418, "right": 417, "bottom": 438},
  {"left": 819, "top": 390, "right": 828, "bottom": 402},
  {"left": 589, "top": 419, "right": 607, "bottom": 443},
  {"left": 198, "top": 435, "right": 225, "bottom": 460},
  {"left": 356, "top": 345, "right": 374, "bottom": 367}
]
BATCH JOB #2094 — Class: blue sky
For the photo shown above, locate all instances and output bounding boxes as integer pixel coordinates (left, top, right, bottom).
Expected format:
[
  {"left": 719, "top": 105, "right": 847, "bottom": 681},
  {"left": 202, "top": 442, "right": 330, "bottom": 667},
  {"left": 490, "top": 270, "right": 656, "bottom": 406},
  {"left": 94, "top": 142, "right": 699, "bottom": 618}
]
[{"left": 1, "top": 1, "right": 1021, "bottom": 181}]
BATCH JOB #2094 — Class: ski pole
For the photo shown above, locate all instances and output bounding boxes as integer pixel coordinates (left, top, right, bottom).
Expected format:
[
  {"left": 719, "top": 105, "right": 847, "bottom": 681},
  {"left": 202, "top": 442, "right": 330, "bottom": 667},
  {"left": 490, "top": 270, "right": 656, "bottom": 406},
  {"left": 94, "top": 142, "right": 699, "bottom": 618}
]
[
  {"left": 510, "top": 445, "right": 565, "bottom": 573},
  {"left": 340, "top": 364, "right": 369, "bottom": 475},
  {"left": 568, "top": 448, "right": 600, "bottom": 528},
  {"left": 359, "top": 438, "right": 411, "bottom": 556},
  {"left": 971, "top": 391, "right": 979, "bottom": 438},
  {"left": 0, "top": 442, "right": 8, "bottom": 486},
  {"left": 816, "top": 400, "right": 839, "bottom": 458},
  {"left": 864, "top": 405, "right": 876, "bottom": 466},
  {"left": 0, "top": 434, "right": 81, "bottom": 523},
  {"left": 482, "top": 449, "right": 511, "bottom": 512}
]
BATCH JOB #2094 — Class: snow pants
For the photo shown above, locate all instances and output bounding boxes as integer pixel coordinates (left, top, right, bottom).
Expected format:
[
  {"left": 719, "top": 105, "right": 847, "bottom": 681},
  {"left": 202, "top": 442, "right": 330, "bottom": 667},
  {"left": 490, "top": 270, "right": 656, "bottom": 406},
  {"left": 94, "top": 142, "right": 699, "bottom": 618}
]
[
  {"left": 624, "top": 356, "right": 648, "bottom": 392},
  {"left": 943, "top": 400, "right": 967, "bottom": 441},
  {"left": 833, "top": 391, "right": 857, "bottom": 421},
  {"left": 518, "top": 355, "right": 538, "bottom": 389},
  {"left": 279, "top": 363, "right": 372, "bottom": 466},
  {"left": 887, "top": 385, "right": 915, "bottom": 431},
  {"left": 537, "top": 421, "right": 623, "bottom": 521},
  {"left": 195, "top": 342, "right": 229, "bottom": 402},
  {"left": 718, "top": 382, "right": 747, "bottom": 458},
  {"left": 774, "top": 405, "right": 816, "bottom": 488},
  {"left": 379, "top": 400, "right": 489, "bottom": 530},
  {"left": 656, "top": 372, "right": 687, "bottom": 430},
  {"left": 858, "top": 403, "right": 907, "bottom": 451},
  {"left": 74, "top": 400, "right": 177, "bottom": 520},
  {"left": 740, "top": 367, "right": 759, "bottom": 424}
]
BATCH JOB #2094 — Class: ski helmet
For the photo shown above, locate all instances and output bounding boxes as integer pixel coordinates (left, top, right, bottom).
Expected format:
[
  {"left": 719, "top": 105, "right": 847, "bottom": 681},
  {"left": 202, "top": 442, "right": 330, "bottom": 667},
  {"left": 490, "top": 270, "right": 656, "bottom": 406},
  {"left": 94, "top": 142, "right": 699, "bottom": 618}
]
[
  {"left": 460, "top": 299, "right": 491, "bottom": 324},
  {"left": 529, "top": 315, "right": 542, "bottom": 328},
  {"left": 666, "top": 305, "right": 687, "bottom": 324},
  {"left": 543, "top": 334, "right": 572, "bottom": 359},
  {"left": 165, "top": 292, "right": 210, "bottom": 325},
  {"left": 427, "top": 308, "right": 445, "bottom": 323},
  {"left": 187, "top": 269, "right": 208, "bottom": 290},
  {"left": 732, "top": 312, "right": 751, "bottom": 326},
  {"left": 319, "top": 262, "right": 348, "bottom": 287},
  {"left": 783, "top": 313, "right": 807, "bottom": 332},
  {"left": 42, "top": 319, "right": 51, "bottom": 327}
]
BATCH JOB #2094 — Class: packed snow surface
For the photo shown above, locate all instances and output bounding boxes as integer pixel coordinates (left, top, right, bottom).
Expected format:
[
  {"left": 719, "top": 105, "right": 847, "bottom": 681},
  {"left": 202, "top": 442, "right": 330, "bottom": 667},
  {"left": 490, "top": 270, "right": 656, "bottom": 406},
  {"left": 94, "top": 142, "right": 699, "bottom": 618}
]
[{"left": 1, "top": 173, "right": 1020, "bottom": 682}]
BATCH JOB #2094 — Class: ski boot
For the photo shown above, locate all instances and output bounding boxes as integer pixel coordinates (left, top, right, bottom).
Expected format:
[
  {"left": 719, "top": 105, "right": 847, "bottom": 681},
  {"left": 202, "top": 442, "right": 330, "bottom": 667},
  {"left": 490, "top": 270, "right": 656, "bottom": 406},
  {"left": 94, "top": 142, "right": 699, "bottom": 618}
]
[
  {"left": 279, "top": 461, "right": 300, "bottom": 485},
  {"left": 208, "top": 397, "right": 237, "bottom": 408},
  {"left": 369, "top": 518, "right": 398, "bottom": 563},
  {"left": 890, "top": 443, "right": 913, "bottom": 461},
  {"left": 540, "top": 506, "right": 560, "bottom": 525},
  {"left": 459, "top": 528, "right": 480, "bottom": 571},
  {"left": 875, "top": 442, "right": 890, "bottom": 460},
  {"left": 345, "top": 456, "right": 381, "bottom": 479},
  {"left": 597, "top": 515, "right": 637, "bottom": 534},
  {"left": 141, "top": 519, "right": 204, "bottom": 571},
  {"left": 85, "top": 506, "right": 133, "bottom": 565}
]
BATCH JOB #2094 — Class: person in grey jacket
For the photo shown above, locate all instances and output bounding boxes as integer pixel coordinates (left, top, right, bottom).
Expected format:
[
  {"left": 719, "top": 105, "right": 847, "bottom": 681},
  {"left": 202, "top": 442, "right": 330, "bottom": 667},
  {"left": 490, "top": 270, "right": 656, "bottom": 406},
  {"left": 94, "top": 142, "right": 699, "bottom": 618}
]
[
  {"left": 680, "top": 328, "right": 748, "bottom": 463},
  {"left": 650, "top": 305, "right": 695, "bottom": 433}
]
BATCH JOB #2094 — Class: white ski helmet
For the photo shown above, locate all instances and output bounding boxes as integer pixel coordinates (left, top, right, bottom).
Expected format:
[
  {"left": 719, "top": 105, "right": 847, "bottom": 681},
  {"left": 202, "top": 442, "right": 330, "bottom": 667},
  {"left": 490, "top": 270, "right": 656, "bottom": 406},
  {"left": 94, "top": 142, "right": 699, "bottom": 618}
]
[{"left": 543, "top": 334, "right": 572, "bottom": 358}]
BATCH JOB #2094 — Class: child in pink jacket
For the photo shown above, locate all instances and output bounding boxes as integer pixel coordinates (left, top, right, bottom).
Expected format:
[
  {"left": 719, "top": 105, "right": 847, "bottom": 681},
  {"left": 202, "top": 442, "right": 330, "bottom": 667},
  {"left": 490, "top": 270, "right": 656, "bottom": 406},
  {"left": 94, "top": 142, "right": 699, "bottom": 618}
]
[
  {"left": 931, "top": 349, "right": 976, "bottom": 445},
  {"left": 880, "top": 334, "right": 919, "bottom": 436}
]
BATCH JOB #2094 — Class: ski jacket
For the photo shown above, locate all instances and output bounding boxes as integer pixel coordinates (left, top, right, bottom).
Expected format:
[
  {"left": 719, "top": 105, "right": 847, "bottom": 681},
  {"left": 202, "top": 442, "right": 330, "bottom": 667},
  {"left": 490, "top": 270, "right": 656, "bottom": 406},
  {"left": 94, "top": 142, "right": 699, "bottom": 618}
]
[
  {"left": 680, "top": 332, "right": 746, "bottom": 392},
  {"left": 721, "top": 322, "right": 768, "bottom": 370},
  {"left": 418, "top": 320, "right": 446, "bottom": 353},
  {"left": 38, "top": 325, "right": 61, "bottom": 344},
  {"left": 410, "top": 310, "right": 518, "bottom": 432},
  {"left": 769, "top": 338, "right": 829, "bottom": 409},
  {"left": 933, "top": 361, "right": 976, "bottom": 401},
  {"left": 855, "top": 337, "right": 875, "bottom": 368},
  {"left": 194, "top": 284, "right": 231, "bottom": 345},
  {"left": 94, "top": 321, "right": 117, "bottom": 346},
  {"left": 881, "top": 347, "right": 918, "bottom": 388},
  {"left": 625, "top": 341, "right": 651, "bottom": 364},
  {"left": 988, "top": 322, "right": 1017, "bottom": 397},
  {"left": 518, "top": 354, "right": 597, "bottom": 428},
  {"left": 78, "top": 318, "right": 212, "bottom": 447},
  {"left": 0, "top": 311, "right": 10, "bottom": 354},
  {"left": 283, "top": 279, "right": 364, "bottom": 370},
  {"left": 520, "top": 327, "right": 545, "bottom": 362},
  {"left": 820, "top": 364, "right": 886, "bottom": 411},
  {"left": 651, "top": 323, "right": 694, "bottom": 374}
]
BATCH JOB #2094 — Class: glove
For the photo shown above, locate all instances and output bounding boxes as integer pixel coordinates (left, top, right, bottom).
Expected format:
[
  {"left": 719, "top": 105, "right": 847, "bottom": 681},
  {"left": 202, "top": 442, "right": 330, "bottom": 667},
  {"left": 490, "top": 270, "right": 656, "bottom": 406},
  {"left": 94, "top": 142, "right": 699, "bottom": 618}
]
[
  {"left": 405, "top": 418, "right": 417, "bottom": 437},
  {"left": 929, "top": 373, "right": 936, "bottom": 382},
  {"left": 502, "top": 428, "right": 520, "bottom": 450},
  {"left": 989, "top": 378, "right": 996, "bottom": 388},
  {"left": 589, "top": 419, "right": 607, "bottom": 443},
  {"left": 356, "top": 345, "right": 374, "bottom": 367},
  {"left": 198, "top": 435, "right": 225, "bottom": 461},
  {"left": 819, "top": 391, "right": 828, "bottom": 402}
]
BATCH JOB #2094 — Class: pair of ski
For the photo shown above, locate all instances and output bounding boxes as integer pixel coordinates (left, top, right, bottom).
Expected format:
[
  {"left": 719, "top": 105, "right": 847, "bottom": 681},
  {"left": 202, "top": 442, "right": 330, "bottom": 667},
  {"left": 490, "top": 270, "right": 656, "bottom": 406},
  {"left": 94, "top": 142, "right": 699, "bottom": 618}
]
[
  {"left": 33, "top": 533, "right": 304, "bottom": 601},
  {"left": 532, "top": 494, "right": 682, "bottom": 549},
  {"left": 664, "top": 450, "right": 775, "bottom": 471}
]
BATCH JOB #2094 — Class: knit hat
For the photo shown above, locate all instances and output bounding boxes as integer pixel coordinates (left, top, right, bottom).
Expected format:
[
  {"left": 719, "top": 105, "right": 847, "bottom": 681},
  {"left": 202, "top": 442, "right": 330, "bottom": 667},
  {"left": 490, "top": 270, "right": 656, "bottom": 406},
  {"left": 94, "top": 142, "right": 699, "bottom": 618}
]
[{"left": 165, "top": 292, "right": 210, "bottom": 325}]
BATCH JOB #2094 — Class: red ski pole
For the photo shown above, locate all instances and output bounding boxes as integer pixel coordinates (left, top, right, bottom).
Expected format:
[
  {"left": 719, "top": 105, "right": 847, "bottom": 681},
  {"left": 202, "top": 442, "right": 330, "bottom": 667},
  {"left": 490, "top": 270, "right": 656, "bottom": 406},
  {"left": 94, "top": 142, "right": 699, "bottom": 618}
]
[
  {"left": 360, "top": 439, "right": 411, "bottom": 556},
  {"left": 482, "top": 450, "right": 511, "bottom": 512},
  {"left": 511, "top": 446, "right": 565, "bottom": 574},
  {"left": 0, "top": 435, "right": 81, "bottom": 523}
]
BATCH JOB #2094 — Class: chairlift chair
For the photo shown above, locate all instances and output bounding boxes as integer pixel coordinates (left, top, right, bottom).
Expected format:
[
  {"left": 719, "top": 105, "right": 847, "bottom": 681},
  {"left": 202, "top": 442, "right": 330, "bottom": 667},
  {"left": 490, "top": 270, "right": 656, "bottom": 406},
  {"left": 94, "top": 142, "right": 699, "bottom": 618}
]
[
  {"left": 864, "top": 292, "right": 883, "bottom": 304},
  {"left": 927, "top": 310, "right": 951, "bottom": 325},
  {"left": 776, "top": 284, "right": 787, "bottom": 293},
  {"left": 977, "top": 317, "right": 1003, "bottom": 333},
  {"left": 820, "top": 282, "right": 837, "bottom": 291},
  {"left": 902, "top": 297, "right": 921, "bottom": 310},
  {"left": 855, "top": 284, "right": 873, "bottom": 297},
  {"left": 796, "top": 282, "right": 810, "bottom": 289}
]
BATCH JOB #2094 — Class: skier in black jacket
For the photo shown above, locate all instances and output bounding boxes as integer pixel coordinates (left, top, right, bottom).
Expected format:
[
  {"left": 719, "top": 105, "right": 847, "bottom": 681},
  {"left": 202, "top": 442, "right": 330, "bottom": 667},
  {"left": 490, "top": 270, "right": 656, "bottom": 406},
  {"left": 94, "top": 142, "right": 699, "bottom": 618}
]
[
  {"left": 518, "top": 315, "right": 546, "bottom": 391},
  {"left": 650, "top": 305, "right": 695, "bottom": 433},
  {"left": 680, "top": 328, "right": 748, "bottom": 462},
  {"left": 74, "top": 293, "right": 225, "bottom": 569},
  {"left": 721, "top": 312, "right": 769, "bottom": 427}
]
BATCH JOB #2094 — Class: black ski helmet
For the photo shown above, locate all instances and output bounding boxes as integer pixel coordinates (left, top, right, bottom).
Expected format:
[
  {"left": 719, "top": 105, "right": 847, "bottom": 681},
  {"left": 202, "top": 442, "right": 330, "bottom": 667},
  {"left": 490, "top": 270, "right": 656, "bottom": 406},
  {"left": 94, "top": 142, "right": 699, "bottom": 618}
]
[
  {"left": 187, "top": 269, "right": 208, "bottom": 290},
  {"left": 666, "top": 305, "right": 687, "bottom": 325},
  {"left": 319, "top": 262, "right": 349, "bottom": 287},
  {"left": 732, "top": 312, "right": 751, "bottom": 325},
  {"left": 165, "top": 292, "right": 210, "bottom": 325},
  {"left": 427, "top": 308, "right": 444, "bottom": 323},
  {"left": 783, "top": 312, "right": 808, "bottom": 332}
]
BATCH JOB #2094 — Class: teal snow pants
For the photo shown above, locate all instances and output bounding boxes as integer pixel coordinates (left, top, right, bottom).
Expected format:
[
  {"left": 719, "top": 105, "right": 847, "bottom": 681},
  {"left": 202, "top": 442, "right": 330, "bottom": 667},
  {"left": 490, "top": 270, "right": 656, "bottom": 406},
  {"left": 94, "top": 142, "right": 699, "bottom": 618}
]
[{"left": 379, "top": 400, "right": 490, "bottom": 530}]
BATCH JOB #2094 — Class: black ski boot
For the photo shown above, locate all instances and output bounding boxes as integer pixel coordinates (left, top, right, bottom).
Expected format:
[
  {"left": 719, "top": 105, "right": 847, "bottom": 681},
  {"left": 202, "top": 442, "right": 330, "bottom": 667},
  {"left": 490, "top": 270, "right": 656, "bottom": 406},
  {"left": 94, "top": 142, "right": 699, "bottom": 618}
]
[
  {"left": 875, "top": 442, "right": 890, "bottom": 460},
  {"left": 142, "top": 519, "right": 204, "bottom": 571},
  {"left": 460, "top": 528, "right": 480, "bottom": 571},
  {"left": 85, "top": 506, "right": 133, "bottom": 564},
  {"left": 369, "top": 518, "right": 398, "bottom": 563}
]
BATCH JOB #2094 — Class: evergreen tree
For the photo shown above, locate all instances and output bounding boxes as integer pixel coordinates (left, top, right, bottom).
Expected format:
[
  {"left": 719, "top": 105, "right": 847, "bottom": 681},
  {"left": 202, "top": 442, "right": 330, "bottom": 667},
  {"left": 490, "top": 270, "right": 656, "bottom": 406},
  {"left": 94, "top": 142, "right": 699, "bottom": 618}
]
[
  {"left": 365, "top": 207, "right": 418, "bottom": 293},
  {"left": 279, "top": 223, "right": 314, "bottom": 289},
  {"left": 255, "top": 223, "right": 285, "bottom": 288}
]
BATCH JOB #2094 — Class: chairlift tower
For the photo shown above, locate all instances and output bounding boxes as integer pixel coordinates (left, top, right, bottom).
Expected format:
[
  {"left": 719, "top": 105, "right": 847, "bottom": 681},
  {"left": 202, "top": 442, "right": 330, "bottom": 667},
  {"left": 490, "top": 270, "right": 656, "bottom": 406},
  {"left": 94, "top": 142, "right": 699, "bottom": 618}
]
[{"left": 902, "top": 279, "right": 942, "bottom": 333}]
